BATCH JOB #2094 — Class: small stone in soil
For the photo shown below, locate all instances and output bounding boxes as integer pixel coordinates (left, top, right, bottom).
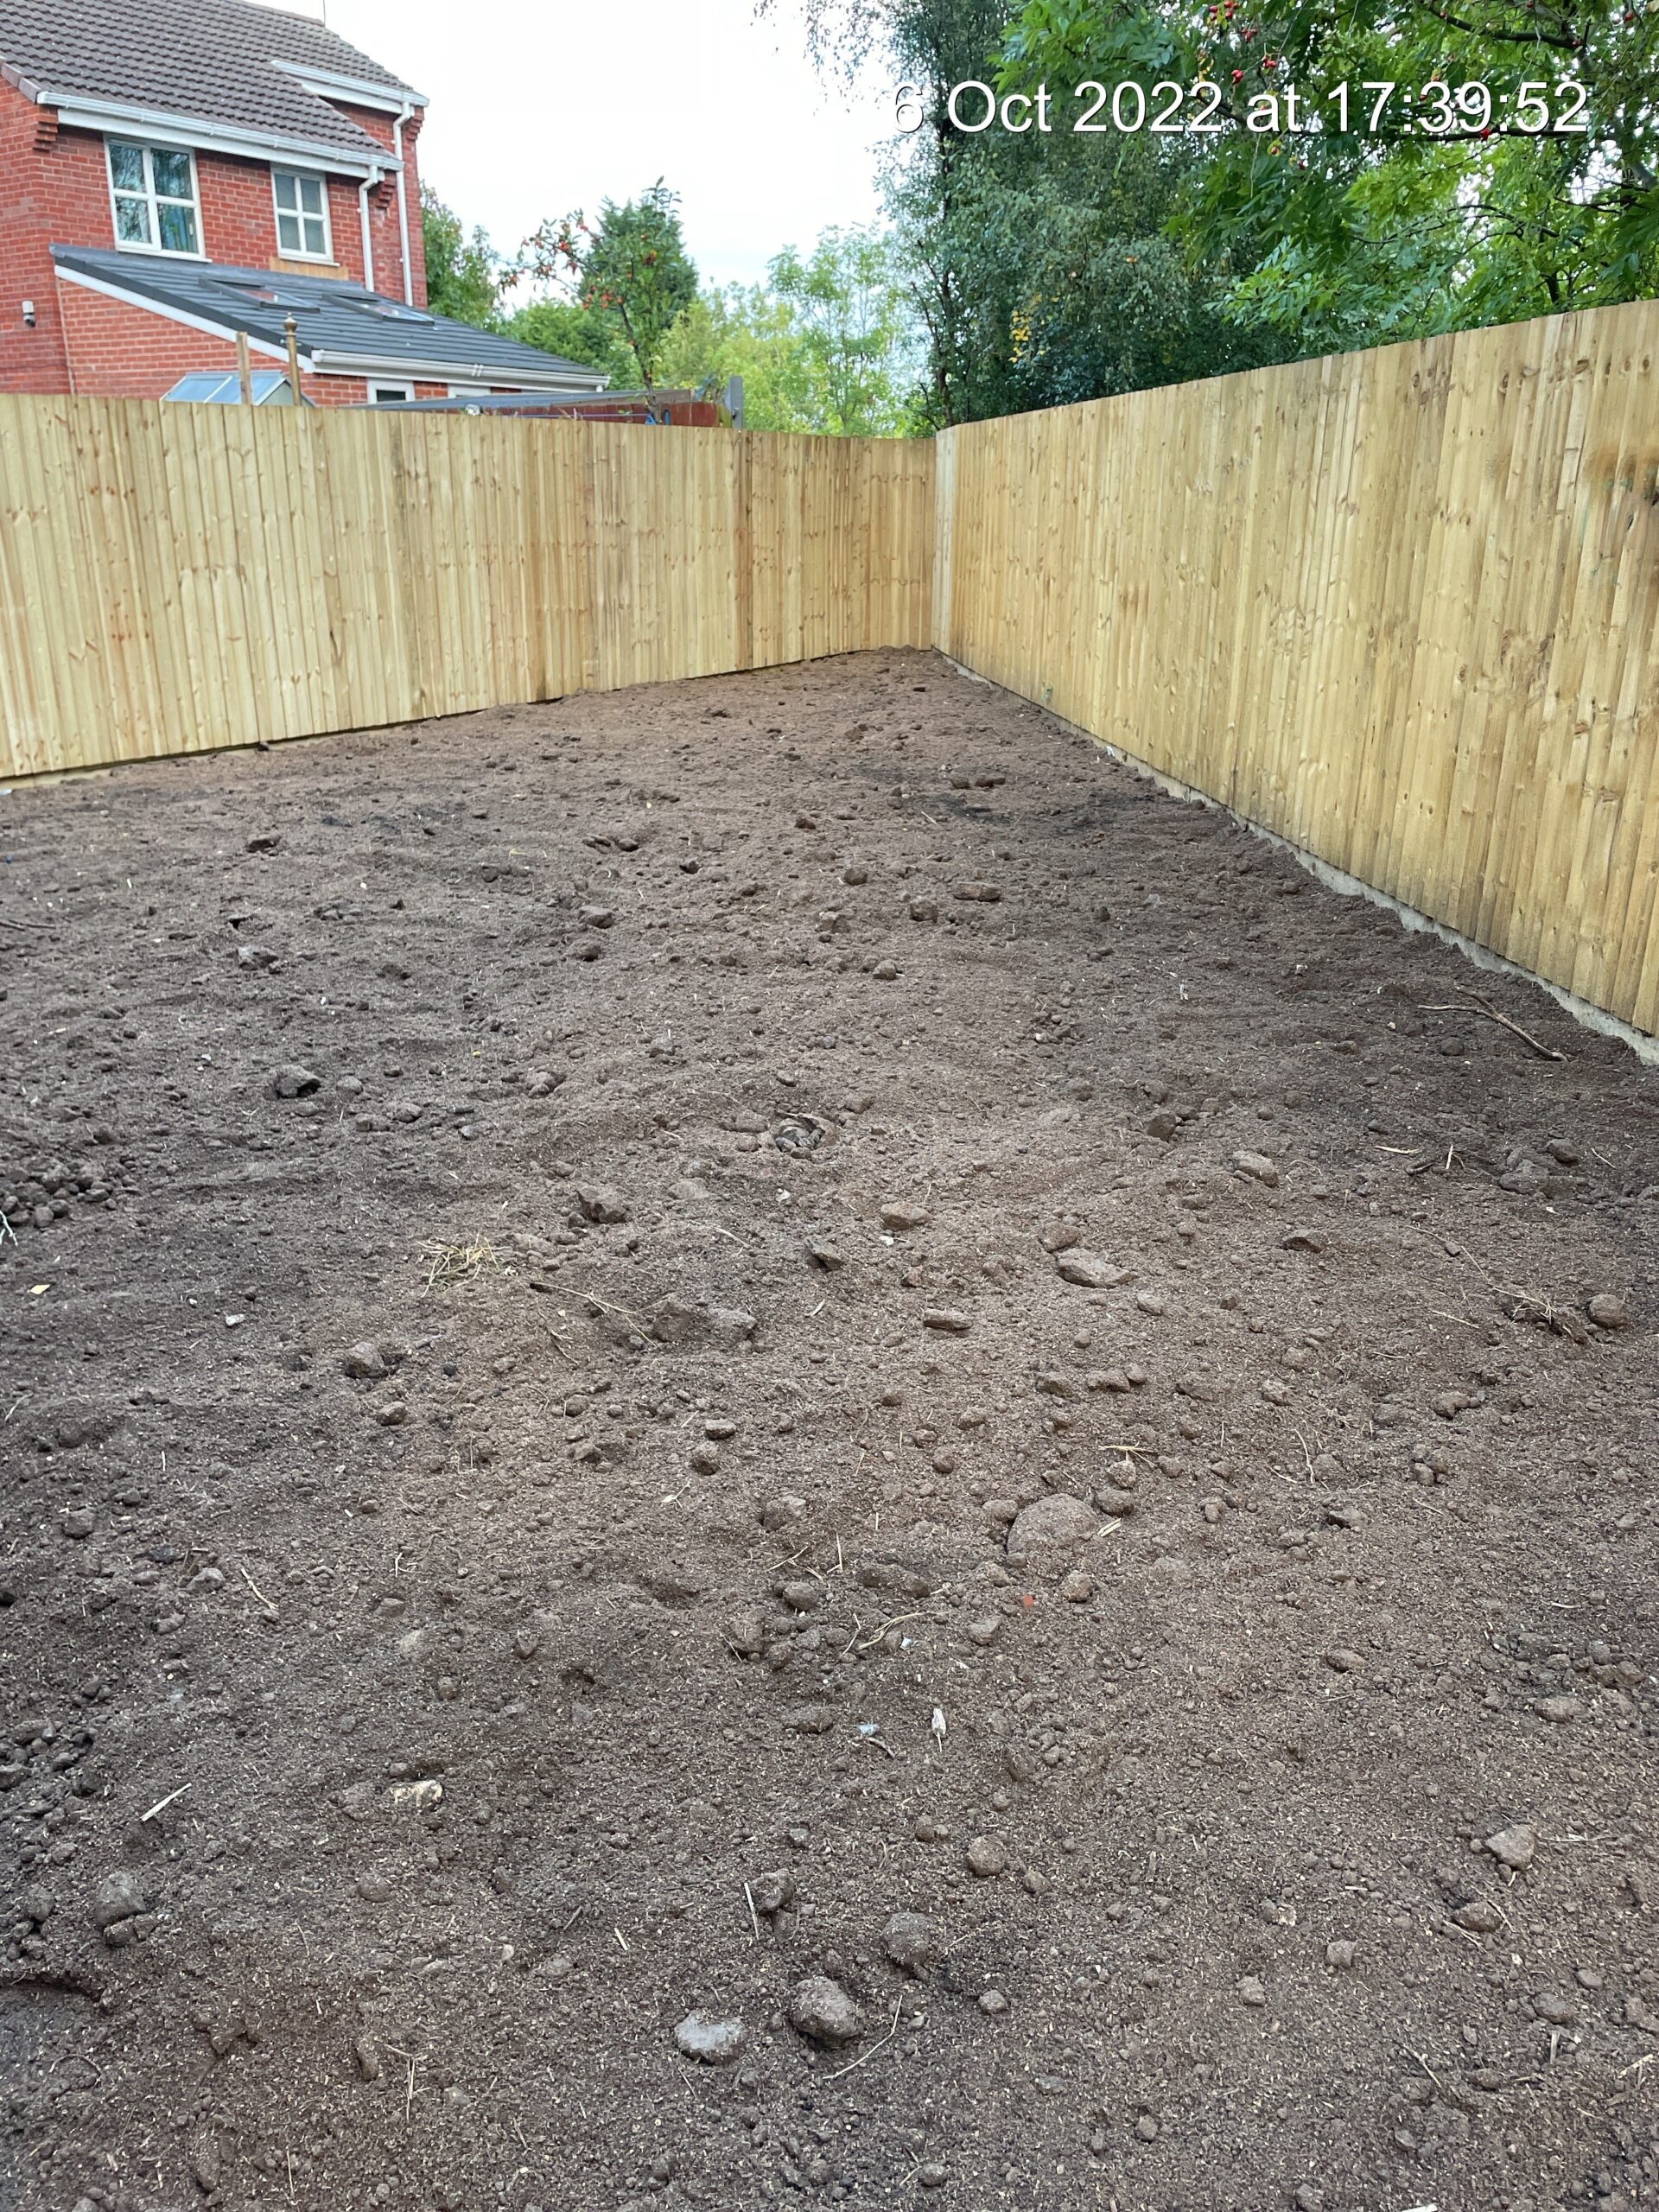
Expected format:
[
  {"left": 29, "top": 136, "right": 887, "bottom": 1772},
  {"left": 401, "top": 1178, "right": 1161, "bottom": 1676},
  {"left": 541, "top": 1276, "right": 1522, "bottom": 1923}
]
[
  {"left": 675, "top": 2012, "right": 747, "bottom": 2063},
  {"left": 1005, "top": 1491, "right": 1099, "bottom": 1569},
  {"left": 1485, "top": 1822, "right": 1537, "bottom": 1872},
  {"left": 882, "top": 1910, "right": 943, "bottom": 1974},
  {"left": 1532, "top": 1990, "right": 1578, "bottom": 2026},
  {"left": 1453, "top": 1900, "right": 1502, "bottom": 1933},
  {"left": 92, "top": 1870, "right": 148, "bottom": 1932},
  {"left": 749, "top": 1869, "right": 796, "bottom": 1915},
  {"left": 787, "top": 1975, "right": 864, "bottom": 2044},
  {"left": 880, "top": 1200, "right": 930, "bottom": 1230},
  {"left": 1056, "top": 1249, "right": 1116, "bottom": 1287}
]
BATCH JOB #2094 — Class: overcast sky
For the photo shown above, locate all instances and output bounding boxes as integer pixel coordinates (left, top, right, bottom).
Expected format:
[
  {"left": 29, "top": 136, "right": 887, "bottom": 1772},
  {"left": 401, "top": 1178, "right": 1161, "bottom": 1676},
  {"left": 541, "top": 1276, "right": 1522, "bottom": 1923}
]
[{"left": 275, "top": 0, "right": 893, "bottom": 288}]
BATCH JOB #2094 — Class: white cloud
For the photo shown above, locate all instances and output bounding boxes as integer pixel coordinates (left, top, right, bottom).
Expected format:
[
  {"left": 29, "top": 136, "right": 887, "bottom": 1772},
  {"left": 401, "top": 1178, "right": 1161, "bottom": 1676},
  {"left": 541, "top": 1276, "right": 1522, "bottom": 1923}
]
[{"left": 277, "top": 0, "right": 895, "bottom": 286}]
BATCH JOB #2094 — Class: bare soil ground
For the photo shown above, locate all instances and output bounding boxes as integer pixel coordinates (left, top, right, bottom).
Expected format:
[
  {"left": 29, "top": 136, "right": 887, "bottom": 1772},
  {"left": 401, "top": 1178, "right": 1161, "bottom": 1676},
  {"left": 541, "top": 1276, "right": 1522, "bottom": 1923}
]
[{"left": 2, "top": 648, "right": 1656, "bottom": 2212}]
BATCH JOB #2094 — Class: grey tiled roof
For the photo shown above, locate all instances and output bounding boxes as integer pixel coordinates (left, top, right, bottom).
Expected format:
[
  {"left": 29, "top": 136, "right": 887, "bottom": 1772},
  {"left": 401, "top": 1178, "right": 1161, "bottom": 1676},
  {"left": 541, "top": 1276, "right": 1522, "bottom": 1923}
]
[
  {"left": 0, "top": 0, "right": 417, "bottom": 163},
  {"left": 53, "top": 246, "right": 608, "bottom": 389}
]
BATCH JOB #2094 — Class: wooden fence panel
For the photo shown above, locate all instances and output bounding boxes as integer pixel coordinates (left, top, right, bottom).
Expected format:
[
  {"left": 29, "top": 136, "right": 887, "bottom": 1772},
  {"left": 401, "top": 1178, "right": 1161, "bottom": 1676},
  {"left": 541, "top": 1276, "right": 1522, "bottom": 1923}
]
[
  {"left": 0, "top": 401, "right": 934, "bottom": 785},
  {"left": 936, "top": 302, "right": 1659, "bottom": 1034}
]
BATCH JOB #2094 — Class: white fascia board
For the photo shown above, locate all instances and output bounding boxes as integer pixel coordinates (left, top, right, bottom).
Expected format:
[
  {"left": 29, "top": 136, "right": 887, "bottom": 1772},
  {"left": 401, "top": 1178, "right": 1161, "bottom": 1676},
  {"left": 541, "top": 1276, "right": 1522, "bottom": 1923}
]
[
  {"left": 311, "top": 348, "right": 608, "bottom": 389},
  {"left": 47, "top": 94, "right": 395, "bottom": 177},
  {"left": 54, "top": 261, "right": 308, "bottom": 365},
  {"left": 269, "top": 60, "right": 429, "bottom": 112}
]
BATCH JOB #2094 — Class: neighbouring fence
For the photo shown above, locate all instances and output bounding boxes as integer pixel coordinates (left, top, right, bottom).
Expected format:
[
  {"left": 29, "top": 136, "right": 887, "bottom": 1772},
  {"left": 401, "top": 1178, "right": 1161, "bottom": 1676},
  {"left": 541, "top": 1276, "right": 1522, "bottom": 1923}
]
[
  {"left": 935, "top": 301, "right": 1659, "bottom": 1036},
  {"left": 0, "top": 400, "right": 935, "bottom": 780},
  {"left": 5, "top": 305, "right": 1659, "bottom": 1034}
]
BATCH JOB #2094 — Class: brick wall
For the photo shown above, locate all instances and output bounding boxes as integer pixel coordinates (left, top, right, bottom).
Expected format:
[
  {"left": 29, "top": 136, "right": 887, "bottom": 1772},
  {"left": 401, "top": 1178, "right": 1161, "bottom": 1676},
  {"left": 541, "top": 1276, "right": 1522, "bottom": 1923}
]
[
  {"left": 330, "top": 100, "right": 424, "bottom": 308},
  {"left": 2, "top": 74, "right": 426, "bottom": 396},
  {"left": 1, "top": 74, "right": 90, "bottom": 392}
]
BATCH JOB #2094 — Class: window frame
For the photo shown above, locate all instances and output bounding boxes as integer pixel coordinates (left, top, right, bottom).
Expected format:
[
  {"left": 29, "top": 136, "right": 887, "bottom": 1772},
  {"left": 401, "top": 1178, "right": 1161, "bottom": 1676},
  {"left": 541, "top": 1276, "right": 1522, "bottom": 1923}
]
[
  {"left": 106, "top": 138, "right": 203, "bottom": 258},
  {"left": 366, "top": 382, "right": 416, "bottom": 406},
  {"left": 271, "top": 168, "right": 334, "bottom": 264}
]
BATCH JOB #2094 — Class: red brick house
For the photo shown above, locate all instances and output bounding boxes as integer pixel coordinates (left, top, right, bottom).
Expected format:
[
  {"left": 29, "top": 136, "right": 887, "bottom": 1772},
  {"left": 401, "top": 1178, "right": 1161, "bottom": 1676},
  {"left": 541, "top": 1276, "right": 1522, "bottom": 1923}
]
[{"left": 0, "top": 0, "right": 605, "bottom": 404}]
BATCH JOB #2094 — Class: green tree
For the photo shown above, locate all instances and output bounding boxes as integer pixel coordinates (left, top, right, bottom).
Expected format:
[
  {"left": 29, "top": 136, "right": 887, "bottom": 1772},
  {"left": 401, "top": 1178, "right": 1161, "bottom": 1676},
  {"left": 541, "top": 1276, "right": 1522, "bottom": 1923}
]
[
  {"left": 870, "top": 0, "right": 1284, "bottom": 421},
  {"left": 420, "top": 187, "right": 503, "bottom": 327},
  {"left": 518, "top": 181, "right": 699, "bottom": 391},
  {"left": 657, "top": 285, "right": 814, "bottom": 427},
  {"left": 654, "top": 230, "right": 921, "bottom": 432},
  {"left": 769, "top": 228, "right": 921, "bottom": 432}
]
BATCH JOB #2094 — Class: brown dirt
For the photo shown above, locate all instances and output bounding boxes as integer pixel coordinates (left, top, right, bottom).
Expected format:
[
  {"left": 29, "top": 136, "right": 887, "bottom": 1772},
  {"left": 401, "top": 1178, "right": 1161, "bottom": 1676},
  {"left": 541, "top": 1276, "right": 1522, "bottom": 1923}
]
[{"left": 2, "top": 647, "right": 1656, "bottom": 2212}]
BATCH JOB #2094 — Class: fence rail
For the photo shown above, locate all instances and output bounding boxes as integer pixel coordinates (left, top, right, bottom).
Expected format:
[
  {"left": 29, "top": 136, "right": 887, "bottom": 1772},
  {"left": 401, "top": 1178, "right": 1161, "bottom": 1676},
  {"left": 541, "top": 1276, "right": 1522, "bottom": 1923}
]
[
  {"left": 4, "top": 304, "right": 1658, "bottom": 1033},
  {"left": 0, "top": 401, "right": 935, "bottom": 779},
  {"left": 935, "top": 302, "right": 1659, "bottom": 1035}
]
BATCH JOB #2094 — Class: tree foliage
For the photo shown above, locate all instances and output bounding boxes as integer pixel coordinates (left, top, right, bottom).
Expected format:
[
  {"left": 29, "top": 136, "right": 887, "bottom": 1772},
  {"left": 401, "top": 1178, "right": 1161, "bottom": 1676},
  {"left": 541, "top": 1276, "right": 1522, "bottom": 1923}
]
[
  {"left": 769, "top": 229, "right": 921, "bottom": 430},
  {"left": 518, "top": 181, "right": 699, "bottom": 390},
  {"left": 658, "top": 288, "right": 802, "bottom": 421},
  {"left": 997, "top": 1, "right": 1659, "bottom": 346},
  {"left": 420, "top": 187, "right": 504, "bottom": 328},
  {"left": 658, "top": 230, "right": 919, "bottom": 431},
  {"left": 870, "top": 0, "right": 1286, "bottom": 421},
  {"left": 499, "top": 297, "right": 634, "bottom": 380}
]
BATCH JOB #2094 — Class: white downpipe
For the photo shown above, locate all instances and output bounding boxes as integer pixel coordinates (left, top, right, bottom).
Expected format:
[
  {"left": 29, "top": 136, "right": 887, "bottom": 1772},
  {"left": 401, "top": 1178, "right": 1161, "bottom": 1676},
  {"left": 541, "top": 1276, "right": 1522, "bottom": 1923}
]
[
  {"left": 393, "top": 104, "right": 413, "bottom": 303},
  {"left": 358, "top": 172, "right": 375, "bottom": 293}
]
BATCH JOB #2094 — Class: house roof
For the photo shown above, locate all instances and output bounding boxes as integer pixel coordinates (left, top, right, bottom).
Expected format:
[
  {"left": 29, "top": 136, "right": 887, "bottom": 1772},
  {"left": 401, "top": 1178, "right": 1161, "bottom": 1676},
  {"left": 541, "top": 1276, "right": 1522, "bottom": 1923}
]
[
  {"left": 0, "top": 0, "right": 421, "bottom": 168},
  {"left": 53, "top": 246, "right": 610, "bottom": 391}
]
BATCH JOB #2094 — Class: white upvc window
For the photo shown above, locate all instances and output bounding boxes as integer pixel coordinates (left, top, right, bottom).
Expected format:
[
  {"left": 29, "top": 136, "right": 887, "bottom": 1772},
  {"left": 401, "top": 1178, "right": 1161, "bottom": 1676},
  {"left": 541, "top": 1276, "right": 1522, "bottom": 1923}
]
[
  {"left": 367, "top": 382, "right": 415, "bottom": 405},
  {"left": 107, "top": 139, "right": 201, "bottom": 256},
  {"left": 273, "top": 169, "right": 332, "bottom": 261}
]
